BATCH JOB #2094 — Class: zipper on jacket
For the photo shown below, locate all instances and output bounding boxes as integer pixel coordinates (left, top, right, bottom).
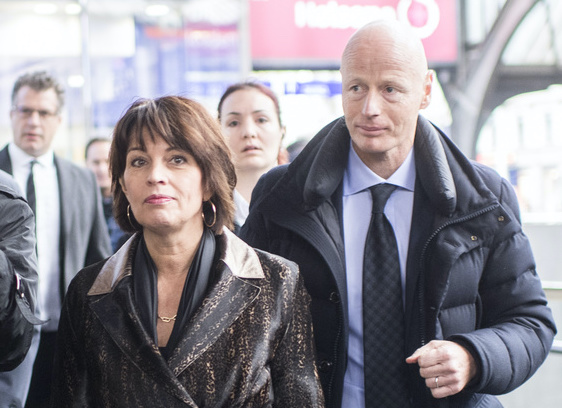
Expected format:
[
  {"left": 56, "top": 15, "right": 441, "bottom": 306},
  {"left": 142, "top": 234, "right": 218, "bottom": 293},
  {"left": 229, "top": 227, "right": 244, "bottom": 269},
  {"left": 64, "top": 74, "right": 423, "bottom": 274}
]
[{"left": 416, "top": 204, "right": 500, "bottom": 346}]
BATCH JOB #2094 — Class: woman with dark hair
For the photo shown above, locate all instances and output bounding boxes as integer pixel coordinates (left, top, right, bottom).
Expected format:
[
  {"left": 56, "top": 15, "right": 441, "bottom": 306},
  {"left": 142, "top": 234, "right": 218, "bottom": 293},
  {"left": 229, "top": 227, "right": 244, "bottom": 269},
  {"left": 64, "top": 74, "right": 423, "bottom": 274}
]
[
  {"left": 51, "top": 96, "right": 324, "bottom": 407},
  {"left": 218, "top": 82, "right": 286, "bottom": 233}
]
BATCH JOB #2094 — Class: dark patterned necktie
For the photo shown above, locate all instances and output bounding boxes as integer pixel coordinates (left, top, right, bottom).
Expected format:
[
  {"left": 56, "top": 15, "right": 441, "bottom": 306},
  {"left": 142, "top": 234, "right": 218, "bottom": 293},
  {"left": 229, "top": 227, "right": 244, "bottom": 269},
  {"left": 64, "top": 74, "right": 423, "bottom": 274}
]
[
  {"left": 26, "top": 160, "right": 37, "bottom": 216},
  {"left": 363, "top": 183, "right": 409, "bottom": 407}
]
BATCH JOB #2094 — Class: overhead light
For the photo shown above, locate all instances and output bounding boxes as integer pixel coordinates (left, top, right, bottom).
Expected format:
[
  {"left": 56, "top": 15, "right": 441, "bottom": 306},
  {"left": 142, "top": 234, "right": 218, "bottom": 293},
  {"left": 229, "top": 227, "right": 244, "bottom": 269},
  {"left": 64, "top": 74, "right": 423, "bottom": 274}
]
[
  {"left": 145, "top": 4, "right": 170, "bottom": 17},
  {"left": 65, "top": 4, "right": 82, "bottom": 15},
  {"left": 34, "top": 3, "right": 58, "bottom": 15}
]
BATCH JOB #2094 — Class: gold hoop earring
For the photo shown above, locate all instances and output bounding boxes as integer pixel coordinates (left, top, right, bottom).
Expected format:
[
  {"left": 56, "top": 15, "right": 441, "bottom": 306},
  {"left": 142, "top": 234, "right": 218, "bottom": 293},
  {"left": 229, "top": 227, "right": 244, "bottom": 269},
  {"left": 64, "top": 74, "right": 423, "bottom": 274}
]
[
  {"left": 202, "top": 201, "right": 216, "bottom": 228},
  {"left": 127, "top": 204, "right": 135, "bottom": 229}
]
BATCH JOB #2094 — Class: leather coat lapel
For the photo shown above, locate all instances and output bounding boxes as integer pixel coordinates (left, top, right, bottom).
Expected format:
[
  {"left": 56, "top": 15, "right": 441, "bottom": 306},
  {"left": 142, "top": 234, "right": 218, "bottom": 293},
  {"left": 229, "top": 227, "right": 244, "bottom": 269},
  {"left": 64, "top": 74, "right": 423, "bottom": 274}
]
[{"left": 168, "top": 265, "right": 260, "bottom": 376}]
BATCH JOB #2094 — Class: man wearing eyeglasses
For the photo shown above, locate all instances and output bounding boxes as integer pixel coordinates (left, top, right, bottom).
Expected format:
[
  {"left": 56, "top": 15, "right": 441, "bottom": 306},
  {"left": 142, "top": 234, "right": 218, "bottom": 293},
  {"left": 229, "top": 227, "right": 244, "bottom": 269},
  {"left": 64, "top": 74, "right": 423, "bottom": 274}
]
[{"left": 0, "top": 71, "right": 111, "bottom": 408}]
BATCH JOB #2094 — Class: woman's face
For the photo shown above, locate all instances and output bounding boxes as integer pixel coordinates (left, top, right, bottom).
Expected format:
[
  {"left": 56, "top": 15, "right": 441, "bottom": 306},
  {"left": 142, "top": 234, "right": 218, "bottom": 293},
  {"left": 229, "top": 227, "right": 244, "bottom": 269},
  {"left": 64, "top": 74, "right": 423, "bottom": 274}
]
[
  {"left": 220, "top": 88, "right": 284, "bottom": 175},
  {"left": 120, "top": 133, "right": 206, "bottom": 235}
]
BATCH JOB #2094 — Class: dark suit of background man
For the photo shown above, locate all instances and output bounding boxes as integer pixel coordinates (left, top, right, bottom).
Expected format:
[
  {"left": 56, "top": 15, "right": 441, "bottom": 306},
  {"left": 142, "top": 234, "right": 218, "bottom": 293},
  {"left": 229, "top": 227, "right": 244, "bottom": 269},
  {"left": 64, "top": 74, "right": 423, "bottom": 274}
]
[
  {"left": 0, "top": 71, "right": 111, "bottom": 408},
  {"left": 0, "top": 169, "right": 39, "bottom": 373},
  {"left": 240, "top": 20, "right": 556, "bottom": 408}
]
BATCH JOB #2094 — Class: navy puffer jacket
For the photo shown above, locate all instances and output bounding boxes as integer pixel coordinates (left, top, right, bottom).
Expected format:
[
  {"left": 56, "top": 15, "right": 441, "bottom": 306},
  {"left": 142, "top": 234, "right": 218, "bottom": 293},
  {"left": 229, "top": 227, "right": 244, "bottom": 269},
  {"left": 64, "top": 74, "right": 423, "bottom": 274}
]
[{"left": 240, "top": 115, "right": 556, "bottom": 408}]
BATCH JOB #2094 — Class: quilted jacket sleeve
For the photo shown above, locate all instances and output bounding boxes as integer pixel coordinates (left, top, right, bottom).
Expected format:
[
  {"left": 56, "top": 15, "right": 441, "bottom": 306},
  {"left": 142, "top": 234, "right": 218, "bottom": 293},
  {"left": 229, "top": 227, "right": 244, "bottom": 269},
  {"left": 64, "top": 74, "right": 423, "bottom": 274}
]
[{"left": 450, "top": 175, "right": 557, "bottom": 395}]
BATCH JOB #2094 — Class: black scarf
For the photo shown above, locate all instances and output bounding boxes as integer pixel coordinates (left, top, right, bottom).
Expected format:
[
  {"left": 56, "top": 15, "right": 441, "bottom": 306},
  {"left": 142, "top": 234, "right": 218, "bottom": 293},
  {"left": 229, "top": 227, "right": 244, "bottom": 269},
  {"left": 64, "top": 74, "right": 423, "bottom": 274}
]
[{"left": 133, "top": 228, "right": 216, "bottom": 359}]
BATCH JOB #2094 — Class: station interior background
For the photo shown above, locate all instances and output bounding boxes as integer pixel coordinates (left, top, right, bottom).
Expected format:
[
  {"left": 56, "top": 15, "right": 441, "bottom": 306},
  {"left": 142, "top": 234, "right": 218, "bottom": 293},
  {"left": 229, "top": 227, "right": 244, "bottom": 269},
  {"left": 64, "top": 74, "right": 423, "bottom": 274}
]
[{"left": 0, "top": 1, "right": 560, "bottom": 406}]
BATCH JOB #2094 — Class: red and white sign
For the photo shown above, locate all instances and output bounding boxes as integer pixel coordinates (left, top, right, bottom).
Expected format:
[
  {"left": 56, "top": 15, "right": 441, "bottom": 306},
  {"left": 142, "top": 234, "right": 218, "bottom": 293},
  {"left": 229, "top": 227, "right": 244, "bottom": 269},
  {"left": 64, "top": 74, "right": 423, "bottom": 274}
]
[{"left": 250, "top": 0, "right": 457, "bottom": 68}]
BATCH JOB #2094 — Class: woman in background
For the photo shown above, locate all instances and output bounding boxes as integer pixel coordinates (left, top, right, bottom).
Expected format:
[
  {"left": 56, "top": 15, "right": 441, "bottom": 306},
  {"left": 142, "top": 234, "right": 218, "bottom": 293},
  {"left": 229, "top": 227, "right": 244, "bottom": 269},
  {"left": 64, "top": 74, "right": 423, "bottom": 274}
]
[
  {"left": 51, "top": 96, "right": 323, "bottom": 407},
  {"left": 218, "top": 82, "right": 286, "bottom": 233}
]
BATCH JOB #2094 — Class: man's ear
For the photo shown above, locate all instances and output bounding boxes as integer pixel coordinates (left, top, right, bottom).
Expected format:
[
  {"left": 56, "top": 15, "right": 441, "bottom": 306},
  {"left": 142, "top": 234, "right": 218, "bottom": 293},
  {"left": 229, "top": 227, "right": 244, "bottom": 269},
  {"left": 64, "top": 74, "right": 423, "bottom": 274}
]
[{"left": 420, "top": 70, "right": 434, "bottom": 110}]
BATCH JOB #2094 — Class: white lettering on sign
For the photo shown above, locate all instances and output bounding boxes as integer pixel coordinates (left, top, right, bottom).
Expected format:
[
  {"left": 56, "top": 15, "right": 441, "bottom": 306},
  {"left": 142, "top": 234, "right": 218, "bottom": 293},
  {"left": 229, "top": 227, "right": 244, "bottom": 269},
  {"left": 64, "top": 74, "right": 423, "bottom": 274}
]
[
  {"left": 294, "top": 1, "right": 396, "bottom": 29},
  {"left": 294, "top": 0, "right": 440, "bottom": 39}
]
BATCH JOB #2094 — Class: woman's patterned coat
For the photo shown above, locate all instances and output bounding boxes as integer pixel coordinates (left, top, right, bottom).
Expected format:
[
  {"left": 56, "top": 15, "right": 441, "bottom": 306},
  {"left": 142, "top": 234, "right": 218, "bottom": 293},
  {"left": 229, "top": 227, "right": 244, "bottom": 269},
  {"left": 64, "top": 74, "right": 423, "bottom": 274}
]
[{"left": 51, "top": 229, "right": 324, "bottom": 407}]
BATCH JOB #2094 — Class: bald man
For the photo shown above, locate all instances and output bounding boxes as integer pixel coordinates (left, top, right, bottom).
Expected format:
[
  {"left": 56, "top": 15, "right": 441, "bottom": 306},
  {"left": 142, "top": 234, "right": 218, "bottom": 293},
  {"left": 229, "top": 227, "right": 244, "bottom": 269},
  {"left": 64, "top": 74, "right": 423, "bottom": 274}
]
[{"left": 241, "top": 20, "right": 556, "bottom": 408}]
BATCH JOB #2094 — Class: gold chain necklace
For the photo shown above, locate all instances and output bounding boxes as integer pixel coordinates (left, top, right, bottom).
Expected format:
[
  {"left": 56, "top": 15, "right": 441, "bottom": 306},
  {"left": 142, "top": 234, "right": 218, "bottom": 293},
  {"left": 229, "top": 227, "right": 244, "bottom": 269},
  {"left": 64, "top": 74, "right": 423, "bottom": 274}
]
[{"left": 158, "top": 314, "right": 177, "bottom": 323}]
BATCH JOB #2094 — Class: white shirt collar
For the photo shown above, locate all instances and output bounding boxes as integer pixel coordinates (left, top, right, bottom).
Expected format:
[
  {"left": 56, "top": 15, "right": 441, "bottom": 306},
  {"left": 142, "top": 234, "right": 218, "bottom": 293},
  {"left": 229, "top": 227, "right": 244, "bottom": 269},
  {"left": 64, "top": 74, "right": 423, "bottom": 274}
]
[
  {"left": 233, "top": 189, "right": 249, "bottom": 226},
  {"left": 8, "top": 142, "right": 55, "bottom": 169},
  {"left": 343, "top": 144, "right": 416, "bottom": 197}
]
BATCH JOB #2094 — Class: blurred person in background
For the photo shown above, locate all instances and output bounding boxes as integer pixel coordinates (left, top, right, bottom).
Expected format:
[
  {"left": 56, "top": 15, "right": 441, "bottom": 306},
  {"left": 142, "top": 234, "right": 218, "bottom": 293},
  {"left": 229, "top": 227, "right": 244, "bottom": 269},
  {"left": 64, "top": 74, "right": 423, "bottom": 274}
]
[
  {"left": 0, "top": 169, "right": 40, "bottom": 372},
  {"left": 0, "top": 71, "right": 111, "bottom": 408},
  {"left": 241, "top": 20, "right": 556, "bottom": 408},
  {"left": 218, "top": 82, "right": 286, "bottom": 233},
  {"left": 85, "top": 137, "right": 128, "bottom": 252},
  {"left": 51, "top": 96, "right": 324, "bottom": 407}
]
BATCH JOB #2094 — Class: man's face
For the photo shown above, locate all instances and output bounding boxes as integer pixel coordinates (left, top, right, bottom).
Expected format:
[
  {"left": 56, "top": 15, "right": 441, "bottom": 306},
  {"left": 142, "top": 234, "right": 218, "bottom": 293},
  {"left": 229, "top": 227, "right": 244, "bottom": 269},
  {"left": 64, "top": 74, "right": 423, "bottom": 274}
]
[
  {"left": 86, "top": 141, "right": 112, "bottom": 191},
  {"left": 10, "top": 86, "right": 61, "bottom": 157},
  {"left": 341, "top": 30, "right": 432, "bottom": 170}
]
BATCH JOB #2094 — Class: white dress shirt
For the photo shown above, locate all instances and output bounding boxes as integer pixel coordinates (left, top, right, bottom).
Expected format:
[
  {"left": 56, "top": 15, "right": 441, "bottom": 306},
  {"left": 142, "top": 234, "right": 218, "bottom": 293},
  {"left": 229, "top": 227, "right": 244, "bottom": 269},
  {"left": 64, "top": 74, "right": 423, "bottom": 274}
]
[
  {"left": 341, "top": 144, "right": 416, "bottom": 407},
  {"left": 9, "top": 142, "right": 61, "bottom": 332},
  {"left": 233, "top": 189, "right": 250, "bottom": 228}
]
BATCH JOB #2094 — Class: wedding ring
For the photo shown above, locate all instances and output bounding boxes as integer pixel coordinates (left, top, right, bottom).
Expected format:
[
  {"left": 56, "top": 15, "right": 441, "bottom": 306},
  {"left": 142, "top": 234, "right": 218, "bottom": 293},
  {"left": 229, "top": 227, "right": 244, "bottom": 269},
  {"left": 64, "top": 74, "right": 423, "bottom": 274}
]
[{"left": 435, "top": 376, "right": 439, "bottom": 388}]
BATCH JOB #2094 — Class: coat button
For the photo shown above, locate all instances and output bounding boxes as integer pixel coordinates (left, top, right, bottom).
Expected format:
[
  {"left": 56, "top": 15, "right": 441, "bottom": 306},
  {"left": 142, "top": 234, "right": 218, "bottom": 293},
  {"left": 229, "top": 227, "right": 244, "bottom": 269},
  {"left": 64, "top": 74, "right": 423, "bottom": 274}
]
[
  {"left": 329, "top": 291, "right": 340, "bottom": 303},
  {"left": 318, "top": 360, "right": 333, "bottom": 372}
]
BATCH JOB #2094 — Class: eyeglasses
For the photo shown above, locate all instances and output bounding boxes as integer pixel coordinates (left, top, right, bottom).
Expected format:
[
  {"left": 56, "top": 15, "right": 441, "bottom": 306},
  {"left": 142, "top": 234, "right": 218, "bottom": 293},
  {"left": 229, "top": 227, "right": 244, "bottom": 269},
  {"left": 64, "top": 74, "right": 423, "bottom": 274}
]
[{"left": 12, "top": 106, "right": 59, "bottom": 120}]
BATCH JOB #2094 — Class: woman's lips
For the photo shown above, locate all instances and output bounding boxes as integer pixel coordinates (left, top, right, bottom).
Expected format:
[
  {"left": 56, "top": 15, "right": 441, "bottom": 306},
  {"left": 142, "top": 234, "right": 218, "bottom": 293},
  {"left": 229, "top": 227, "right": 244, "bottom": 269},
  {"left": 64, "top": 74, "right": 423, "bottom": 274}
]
[
  {"left": 242, "top": 145, "right": 260, "bottom": 152},
  {"left": 144, "top": 194, "right": 173, "bottom": 204}
]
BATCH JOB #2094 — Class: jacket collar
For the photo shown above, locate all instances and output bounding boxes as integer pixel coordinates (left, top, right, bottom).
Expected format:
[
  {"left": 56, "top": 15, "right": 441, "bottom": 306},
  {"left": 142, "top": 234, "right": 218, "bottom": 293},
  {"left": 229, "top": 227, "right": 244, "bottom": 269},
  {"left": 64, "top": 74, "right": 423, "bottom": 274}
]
[
  {"left": 286, "top": 115, "right": 460, "bottom": 216},
  {"left": 88, "top": 228, "right": 263, "bottom": 297},
  {"left": 413, "top": 115, "right": 457, "bottom": 215},
  {"left": 284, "top": 115, "right": 457, "bottom": 214},
  {"left": 220, "top": 228, "right": 264, "bottom": 279},
  {"left": 87, "top": 232, "right": 135, "bottom": 296},
  {"left": 300, "top": 117, "right": 349, "bottom": 210},
  {"left": 416, "top": 116, "right": 500, "bottom": 217}
]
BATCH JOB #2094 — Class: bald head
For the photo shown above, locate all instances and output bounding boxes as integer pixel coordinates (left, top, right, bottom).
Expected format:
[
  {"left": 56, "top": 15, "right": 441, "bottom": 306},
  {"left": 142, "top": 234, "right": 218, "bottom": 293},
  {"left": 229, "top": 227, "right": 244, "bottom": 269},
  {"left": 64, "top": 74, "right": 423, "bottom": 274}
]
[
  {"left": 339, "top": 19, "right": 433, "bottom": 178},
  {"left": 341, "top": 19, "right": 428, "bottom": 81}
]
